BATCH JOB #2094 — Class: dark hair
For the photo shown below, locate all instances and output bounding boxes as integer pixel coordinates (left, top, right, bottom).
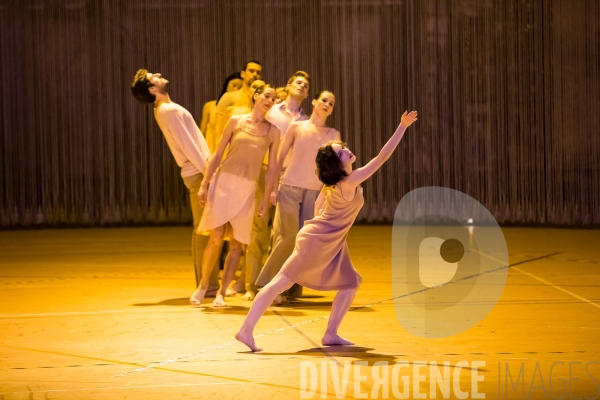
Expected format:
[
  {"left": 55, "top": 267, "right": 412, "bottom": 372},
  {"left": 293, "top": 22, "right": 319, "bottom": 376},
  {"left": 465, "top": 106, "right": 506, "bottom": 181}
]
[
  {"left": 314, "top": 90, "right": 333, "bottom": 100},
  {"left": 131, "top": 69, "right": 156, "bottom": 104},
  {"left": 243, "top": 60, "right": 262, "bottom": 71},
  {"left": 217, "top": 72, "right": 242, "bottom": 101},
  {"left": 315, "top": 141, "right": 348, "bottom": 186},
  {"left": 251, "top": 83, "right": 274, "bottom": 104},
  {"left": 287, "top": 70, "right": 311, "bottom": 87}
]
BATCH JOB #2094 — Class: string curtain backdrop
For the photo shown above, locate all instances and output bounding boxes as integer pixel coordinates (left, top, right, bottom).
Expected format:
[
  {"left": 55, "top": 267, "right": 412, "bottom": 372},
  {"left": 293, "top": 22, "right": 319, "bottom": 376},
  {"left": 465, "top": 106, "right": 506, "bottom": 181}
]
[{"left": 0, "top": 0, "right": 598, "bottom": 228}]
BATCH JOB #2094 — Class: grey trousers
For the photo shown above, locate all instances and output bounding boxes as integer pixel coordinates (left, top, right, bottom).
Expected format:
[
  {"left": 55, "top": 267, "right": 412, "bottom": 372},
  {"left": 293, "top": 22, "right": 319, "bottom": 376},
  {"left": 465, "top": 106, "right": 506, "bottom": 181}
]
[
  {"left": 255, "top": 184, "right": 320, "bottom": 288},
  {"left": 183, "top": 173, "right": 220, "bottom": 290},
  {"left": 244, "top": 165, "right": 274, "bottom": 291}
]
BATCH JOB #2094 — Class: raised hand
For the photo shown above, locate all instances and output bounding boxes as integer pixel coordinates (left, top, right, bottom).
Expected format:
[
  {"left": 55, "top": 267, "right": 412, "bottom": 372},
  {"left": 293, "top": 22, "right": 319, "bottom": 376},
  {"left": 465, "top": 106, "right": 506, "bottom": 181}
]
[{"left": 400, "top": 110, "right": 418, "bottom": 128}]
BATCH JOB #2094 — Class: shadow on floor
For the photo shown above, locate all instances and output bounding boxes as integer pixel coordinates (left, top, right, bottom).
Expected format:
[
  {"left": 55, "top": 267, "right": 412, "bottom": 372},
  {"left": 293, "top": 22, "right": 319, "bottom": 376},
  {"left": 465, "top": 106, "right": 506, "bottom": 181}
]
[
  {"left": 130, "top": 298, "right": 308, "bottom": 316},
  {"left": 243, "top": 346, "right": 398, "bottom": 364}
]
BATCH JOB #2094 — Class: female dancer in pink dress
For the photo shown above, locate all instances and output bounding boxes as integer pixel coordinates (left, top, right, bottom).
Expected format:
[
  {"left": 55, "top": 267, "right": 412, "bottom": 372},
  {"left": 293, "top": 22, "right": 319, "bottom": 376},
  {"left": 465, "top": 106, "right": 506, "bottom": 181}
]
[
  {"left": 191, "top": 85, "right": 280, "bottom": 308},
  {"left": 236, "top": 110, "right": 418, "bottom": 351}
]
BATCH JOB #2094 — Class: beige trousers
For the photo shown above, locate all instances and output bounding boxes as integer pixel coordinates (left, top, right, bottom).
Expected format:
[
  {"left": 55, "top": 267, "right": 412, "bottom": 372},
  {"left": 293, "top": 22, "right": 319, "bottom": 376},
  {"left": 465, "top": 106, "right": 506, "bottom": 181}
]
[{"left": 183, "top": 173, "right": 220, "bottom": 290}]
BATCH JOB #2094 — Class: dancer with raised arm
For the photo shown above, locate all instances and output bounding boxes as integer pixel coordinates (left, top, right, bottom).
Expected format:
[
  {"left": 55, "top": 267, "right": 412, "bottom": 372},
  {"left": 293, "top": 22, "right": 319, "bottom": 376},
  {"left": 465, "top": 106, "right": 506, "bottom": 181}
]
[
  {"left": 190, "top": 85, "right": 281, "bottom": 308},
  {"left": 236, "top": 110, "right": 418, "bottom": 352}
]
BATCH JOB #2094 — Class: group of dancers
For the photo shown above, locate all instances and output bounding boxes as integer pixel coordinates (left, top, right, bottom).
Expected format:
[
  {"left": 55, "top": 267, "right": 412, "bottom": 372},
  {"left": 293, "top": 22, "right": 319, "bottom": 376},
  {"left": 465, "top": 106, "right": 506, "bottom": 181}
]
[{"left": 131, "top": 61, "right": 417, "bottom": 351}]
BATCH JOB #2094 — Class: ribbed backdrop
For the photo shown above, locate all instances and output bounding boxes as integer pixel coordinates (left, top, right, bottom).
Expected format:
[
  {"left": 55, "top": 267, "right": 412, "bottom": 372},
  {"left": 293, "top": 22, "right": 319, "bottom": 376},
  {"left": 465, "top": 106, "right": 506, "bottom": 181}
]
[{"left": 1, "top": 0, "right": 598, "bottom": 227}]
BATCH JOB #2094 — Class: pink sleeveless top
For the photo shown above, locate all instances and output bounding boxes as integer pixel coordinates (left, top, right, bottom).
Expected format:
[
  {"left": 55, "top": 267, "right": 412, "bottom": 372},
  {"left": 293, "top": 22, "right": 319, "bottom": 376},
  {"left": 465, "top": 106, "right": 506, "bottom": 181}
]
[{"left": 282, "top": 122, "right": 337, "bottom": 191}]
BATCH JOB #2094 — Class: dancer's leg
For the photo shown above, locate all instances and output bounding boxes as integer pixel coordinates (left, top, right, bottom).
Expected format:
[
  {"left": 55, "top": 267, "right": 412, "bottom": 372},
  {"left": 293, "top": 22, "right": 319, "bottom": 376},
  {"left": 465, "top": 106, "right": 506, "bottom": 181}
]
[
  {"left": 322, "top": 287, "right": 359, "bottom": 346},
  {"left": 285, "top": 187, "right": 320, "bottom": 298},
  {"left": 213, "top": 238, "right": 243, "bottom": 307},
  {"left": 256, "top": 185, "right": 301, "bottom": 288},
  {"left": 190, "top": 226, "right": 225, "bottom": 305},
  {"left": 183, "top": 174, "right": 220, "bottom": 291},
  {"left": 244, "top": 165, "right": 271, "bottom": 297},
  {"left": 235, "top": 272, "right": 294, "bottom": 352}
]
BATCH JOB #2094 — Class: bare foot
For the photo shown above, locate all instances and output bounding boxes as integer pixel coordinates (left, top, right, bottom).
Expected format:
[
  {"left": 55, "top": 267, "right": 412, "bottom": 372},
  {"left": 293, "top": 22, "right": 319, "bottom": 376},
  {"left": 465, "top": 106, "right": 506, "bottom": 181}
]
[
  {"left": 242, "top": 290, "right": 255, "bottom": 301},
  {"left": 272, "top": 294, "right": 286, "bottom": 306},
  {"left": 225, "top": 287, "right": 237, "bottom": 297},
  {"left": 233, "top": 279, "right": 245, "bottom": 293},
  {"left": 322, "top": 334, "right": 355, "bottom": 346},
  {"left": 213, "top": 294, "right": 227, "bottom": 307},
  {"left": 235, "top": 330, "right": 262, "bottom": 352},
  {"left": 190, "top": 288, "right": 207, "bottom": 306}
]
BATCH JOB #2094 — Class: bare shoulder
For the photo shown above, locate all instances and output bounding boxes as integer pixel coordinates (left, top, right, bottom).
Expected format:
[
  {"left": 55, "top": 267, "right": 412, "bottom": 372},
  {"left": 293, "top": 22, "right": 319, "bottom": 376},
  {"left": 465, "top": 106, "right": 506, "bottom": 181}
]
[
  {"left": 289, "top": 120, "right": 303, "bottom": 129},
  {"left": 217, "top": 90, "right": 239, "bottom": 107},
  {"left": 203, "top": 100, "right": 216, "bottom": 109},
  {"left": 225, "top": 114, "right": 243, "bottom": 130}
]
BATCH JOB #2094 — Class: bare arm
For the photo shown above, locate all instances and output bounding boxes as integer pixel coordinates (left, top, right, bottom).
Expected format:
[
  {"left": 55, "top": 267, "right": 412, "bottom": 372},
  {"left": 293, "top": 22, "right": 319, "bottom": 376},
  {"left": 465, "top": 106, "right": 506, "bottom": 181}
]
[
  {"left": 213, "top": 94, "right": 232, "bottom": 146},
  {"left": 269, "top": 122, "right": 299, "bottom": 205},
  {"left": 344, "top": 111, "right": 418, "bottom": 187},
  {"left": 259, "top": 127, "right": 281, "bottom": 216},
  {"left": 199, "top": 101, "right": 213, "bottom": 135},
  {"left": 314, "top": 186, "right": 327, "bottom": 217},
  {"left": 197, "top": 116, "right": 238, "bottom": 203}
]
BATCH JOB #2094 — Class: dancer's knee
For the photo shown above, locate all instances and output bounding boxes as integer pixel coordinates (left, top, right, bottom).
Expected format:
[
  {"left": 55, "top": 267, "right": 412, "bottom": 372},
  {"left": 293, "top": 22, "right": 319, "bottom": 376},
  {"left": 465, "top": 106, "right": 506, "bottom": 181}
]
[
  {"left": 267, "top": 272, "right": 294, "bottom": 293},
  {"left": 229, "top": 238, "right": 243, "bottom": 253},
  {"left": 209, "top": 227, "right": 225, "bottom": 247}
]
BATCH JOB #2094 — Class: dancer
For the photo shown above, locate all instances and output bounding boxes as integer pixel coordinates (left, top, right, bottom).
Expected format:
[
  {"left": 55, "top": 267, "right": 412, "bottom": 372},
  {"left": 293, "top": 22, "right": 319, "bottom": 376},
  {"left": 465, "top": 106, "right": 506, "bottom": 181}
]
[
  {"left": 214, "top": 61, "right": 262, "bottom": 141},
  {"left": 223, "top": 79, "right": 266, "bottom": 123},
  {"left": 275, "top": 87, "right": 288, "bottom": 103},
  {"left": 254, "top": 91, "right": 340, "bottom": 303},
  {"left": 130, "top": 70, "right": 220, "bottom": 294},
  {"left": 190, "top": 85, "right": 281, "bottom": 308},
  {"left": 200, "top": 73, "right": 243, "bottom": 152},
  {"left": 236, "top": 110, "right": 418, "bottom": 351},
  {"left": 240, "top": 71, "right": 311, "bottom": 301}
]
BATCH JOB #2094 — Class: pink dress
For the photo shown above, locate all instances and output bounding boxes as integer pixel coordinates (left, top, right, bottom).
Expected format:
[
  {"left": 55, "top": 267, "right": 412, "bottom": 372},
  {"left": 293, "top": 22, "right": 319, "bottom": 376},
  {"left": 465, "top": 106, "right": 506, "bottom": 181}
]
[
  {"left": 279, "top": 184, "right": 364, "bottom": 290},
  {"left": 197, "top": 116, "right": 273, "bottom": 244}
]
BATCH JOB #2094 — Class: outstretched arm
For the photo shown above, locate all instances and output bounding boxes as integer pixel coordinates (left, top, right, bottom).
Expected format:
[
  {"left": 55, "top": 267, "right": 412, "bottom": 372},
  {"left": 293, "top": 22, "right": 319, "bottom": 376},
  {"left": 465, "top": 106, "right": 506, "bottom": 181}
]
[
  {"left": 198, "top": 116, "right": 238, "bottom": 203},
  {"left": 345, "top": 111, "right": 418, "bottom": 187}
]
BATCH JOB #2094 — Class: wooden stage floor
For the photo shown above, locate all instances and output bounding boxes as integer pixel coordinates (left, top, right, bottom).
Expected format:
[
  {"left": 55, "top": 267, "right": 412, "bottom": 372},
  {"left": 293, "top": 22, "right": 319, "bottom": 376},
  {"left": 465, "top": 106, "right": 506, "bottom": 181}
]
[{"left": 1, "top": 226, "right": 599, "bottom": 399}]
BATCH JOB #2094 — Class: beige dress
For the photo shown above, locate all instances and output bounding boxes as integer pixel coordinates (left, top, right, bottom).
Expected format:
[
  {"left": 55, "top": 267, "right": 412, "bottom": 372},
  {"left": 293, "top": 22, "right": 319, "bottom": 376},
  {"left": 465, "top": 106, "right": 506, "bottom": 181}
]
[
  {"left": 279, "top": 184, "right": 364, "bottom": 290},
  {"left": 197, "top": 116, "right": 273, "bottom": 244}
]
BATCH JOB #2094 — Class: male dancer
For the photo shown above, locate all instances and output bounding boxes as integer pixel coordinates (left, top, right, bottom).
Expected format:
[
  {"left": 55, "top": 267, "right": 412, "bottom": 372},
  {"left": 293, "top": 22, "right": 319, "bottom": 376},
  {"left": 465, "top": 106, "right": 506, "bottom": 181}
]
[
  {"left": 131, "top": 69, "right": 220, "bottom": 295},
  {"left": 244, "top": 71, "right": 311, "bottom": 301},
  {"left": 214, "top": 61, "right": 263, "bottom": 142}
]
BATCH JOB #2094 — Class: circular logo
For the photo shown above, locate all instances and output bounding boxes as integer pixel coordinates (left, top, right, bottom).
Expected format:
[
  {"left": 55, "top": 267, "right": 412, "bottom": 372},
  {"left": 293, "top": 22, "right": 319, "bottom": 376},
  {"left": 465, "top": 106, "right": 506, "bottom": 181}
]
[{"left": 392, "top": 187, "right": 508, "bottom": 338}]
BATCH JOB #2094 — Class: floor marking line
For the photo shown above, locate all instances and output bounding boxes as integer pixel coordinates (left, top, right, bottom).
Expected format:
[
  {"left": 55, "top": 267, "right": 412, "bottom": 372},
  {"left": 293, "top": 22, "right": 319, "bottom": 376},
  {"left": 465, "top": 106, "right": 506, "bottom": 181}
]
[
  {"left": 272, "top": 310, "right": 343, "bottom": 368},
  {"left": 113, "top": 314, "right": 329, "bottom": 377},
  {"left": 0, "top": 345, "right": 306, "bottom": 393},
  {"left": 474, "top": 250, "right": 600, "bottom": 310},
  {"left": 0, "top": 308, "right": 213, "bottom": 319},
  {"left": 353, "top": 252, "right": 560, "bottom": 311},
  {"left": 5, "top": 380, "right": 293, "bottom": 394},
  {"left": 512, "top": 267, "right": 600, "bottom": 310}
]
